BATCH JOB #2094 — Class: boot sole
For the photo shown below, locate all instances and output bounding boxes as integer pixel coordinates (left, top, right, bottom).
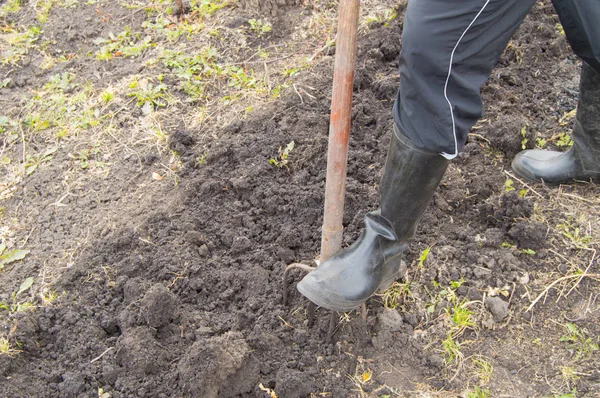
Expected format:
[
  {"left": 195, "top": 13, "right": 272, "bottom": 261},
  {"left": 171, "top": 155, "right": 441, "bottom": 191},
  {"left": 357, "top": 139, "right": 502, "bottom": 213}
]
[{"left": 296, "top": 262, "right": 406, "bottom": 312}]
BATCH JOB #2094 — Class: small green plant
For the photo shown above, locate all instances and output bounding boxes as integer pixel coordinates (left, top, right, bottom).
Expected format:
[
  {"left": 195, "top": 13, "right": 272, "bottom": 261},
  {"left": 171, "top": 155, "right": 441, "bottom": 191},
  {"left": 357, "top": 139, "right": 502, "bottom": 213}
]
[
  {"left": 269, "top": 141, "right": 295, "bottom": 168},
  {"left": 442, "top": 332, "right": 461, "bottom": 363},
  {"left": 1, "top": 26, "right": 41, "bottom": 65},
  {"left": 99, "top": 89, "right": 115, "bottom": 104},
  {"left": 520, "top": 248, "right": 536, "bottom": 255},
  {"left": 0, "top": 276, "right": 35, "bottom": 314},
  {"left": 536, "top": 137, "right": 547, "bottom": 148},
  {"left": 39, "top": 290, "right": 58, "bottom": 306},
  {"left": 556, "top": 224, "right": 592, "bottom": 249},
  {"left": 417, "top": 246, "right": 430, "bottom": 269},
  {"left": 364, "top": 8, "right": 398, "bottom": 26},
  {"left": 0, "top": 242, "right": 30, "bottom": 271},
  {"left": 94, "top": 28, "right": 153, "bottom": 61},
  {"left": 0, "top": 116, "right": 9, "bottom": 134},
  {"left": 555, "top": 23, "right": 565, "bottom": 35},
  {"left": 0, "top": 0, "right": 21, "bottom": 17},
  {"left": 248, "top": 19, "right": 272, "bottom": 37},
  {"left": 559, "top": 323, "right": 599, "bottom": 359},
  {"left": 504, "top": 178, "right": 515, "bottom": 192},
  {"left": 561, "top": 366, "right": 579, "bottom": 390},
  {"left": 228, "top": 66, "right": 258, "bottom": 90},
  {"left": 445, "top": 299, "right": 475, "bottom": 334},
  {"left": 282, "top": 67, "right": 299, "bottom": 78},
  {"left": 24, "top": 146, "right": 58, "bottom": 176},
  {"left": 519, "top": 125, "right": 528, "bottom": 149},
  {"left": 128, "top": 79, "right": 168, "bottom": 109},
  {"left": 44, "top": 71, "right": 74, "bottom": 91},
  {"left": 472, "top": 357, "right": 493, "bottom": 384},
  {"left": 195, "top": 152, "right": 208, "bottom": 166},
  {"left": 0, "top": 336, "right": 21, "bottom": 357},
  {"left": 554, "top": 132, "right": 573, "bottom": 148},
  {"left": 449, "top": 278, "right": 464, "bottom": 289},
  {"left": 190, "top": 0, "right": 227, "bottom": 18},
  {"left": 466, "top": 386, "right": 491, "bottom": 398},
  {"left": 379, "top": 281, "right": 412, "bottom": 309}
]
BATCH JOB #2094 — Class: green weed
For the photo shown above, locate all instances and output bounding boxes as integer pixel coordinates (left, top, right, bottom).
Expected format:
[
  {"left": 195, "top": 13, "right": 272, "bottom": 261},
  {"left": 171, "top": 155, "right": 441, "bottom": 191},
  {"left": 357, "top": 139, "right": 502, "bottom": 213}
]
[
  {"left": 19, "top": 72, "right": 100, "bottom": 139},
  {"left": 519, "top": 124, "right": 528, "bottom": 149},
  {"left": 556, "top": 224, "right": 592, "bottom": 249},
  {"left": 189, "top": 0, "right": 227, "bottom": 18},
  {"left": 248, "top": 19, "right": 272, "bottom": 37},
  {"left": 99, "top": 89, "right": 115, "bottom": 104},
  {"left": 0, "top": 276, "right": 35, "bottom": 314},
  {"left": 24, "top": 146, "right": 58, "bottom": 176},
  {"left": 0, "top": 336, "right": 21, "bottom": 357},
  {"left": 466, "top": 386, "right": 491, "bottom": 398},
  {"left": 269, "top": 141, "right": 295, "bottom": 168},
  {"left": 520, "top": 248, "right": 536, "bottom": 255},
  {"left": 94, "top": 27, "right": 154, "bottom": 60},
  {"left": 417, "top": 246, "right": 430, "bottom": 269},
  {"left": 554, "top": 132, "right": 573, "bottom": 148},
  {"left": 379, "top": 281, "right": 412, "bottom": 309},
  {"left": 364, "top": 8, "right": 397, "bottom": 26},
  {"left": 442, "top": 332, "right": 461, "bottom": 363},
  {"left": 1, "top": 26, "right": 41, "bottom": 65},
  {"left": 445, "top": 300, "right": 475, "bottom": 332},
  {"left": 559, "top": 323, "right": 599, "bottom": 359},
  {"left": 0, "top": 242, "right": 30, "bottom": 270},
  {"left": 128, "top": 78, "right": 168, "bottom": 109},
  {"left": 0, "top": 0, "right": 20, "bottom": 17},
  {"left": 472, "top": 357, "right": 493, "bottom": 384},
  {"left": 536, "top": 137, "right": 547, "bottom": 148}
]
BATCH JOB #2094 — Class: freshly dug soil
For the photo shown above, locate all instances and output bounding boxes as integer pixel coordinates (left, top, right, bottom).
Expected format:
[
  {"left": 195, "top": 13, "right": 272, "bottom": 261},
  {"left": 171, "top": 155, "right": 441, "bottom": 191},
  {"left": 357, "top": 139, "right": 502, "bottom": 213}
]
[{"left": 1, "top": 1, "right": 599, "bottom": 397}]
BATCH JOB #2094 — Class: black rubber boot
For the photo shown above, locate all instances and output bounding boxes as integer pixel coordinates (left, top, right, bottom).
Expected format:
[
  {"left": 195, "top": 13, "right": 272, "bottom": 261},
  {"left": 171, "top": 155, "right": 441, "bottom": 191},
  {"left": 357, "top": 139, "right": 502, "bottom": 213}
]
[
  {"left": 296, "top": 128, "right": 449, "bottom": 312},
  {"left": 512, "top": 63, "right": 600, "bottom": 184}
]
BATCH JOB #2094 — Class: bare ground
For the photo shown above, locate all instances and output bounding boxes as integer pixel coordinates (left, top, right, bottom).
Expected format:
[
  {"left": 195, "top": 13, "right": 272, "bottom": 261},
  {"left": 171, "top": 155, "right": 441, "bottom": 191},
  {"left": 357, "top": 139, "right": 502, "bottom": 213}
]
[{"left": 0, "top": 1, "right": 599, "bottom": 397}]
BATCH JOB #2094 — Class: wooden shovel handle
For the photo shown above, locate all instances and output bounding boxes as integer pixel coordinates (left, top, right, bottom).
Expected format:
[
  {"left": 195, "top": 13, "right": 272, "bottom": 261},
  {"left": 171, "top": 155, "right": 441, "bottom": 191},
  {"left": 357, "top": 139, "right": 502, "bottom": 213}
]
[{"left": 321, "top": 0, "right": 360, "bottom": 262}]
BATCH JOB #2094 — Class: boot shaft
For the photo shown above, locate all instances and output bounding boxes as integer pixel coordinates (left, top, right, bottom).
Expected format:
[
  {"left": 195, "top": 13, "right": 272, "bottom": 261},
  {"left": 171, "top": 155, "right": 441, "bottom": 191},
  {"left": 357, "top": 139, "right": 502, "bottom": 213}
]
[
  {"left": 380, "top": 127, "right": 449, "bottom": 240},
  {"left": 575, "top": 62, "right": 600, "bottom": 149}
]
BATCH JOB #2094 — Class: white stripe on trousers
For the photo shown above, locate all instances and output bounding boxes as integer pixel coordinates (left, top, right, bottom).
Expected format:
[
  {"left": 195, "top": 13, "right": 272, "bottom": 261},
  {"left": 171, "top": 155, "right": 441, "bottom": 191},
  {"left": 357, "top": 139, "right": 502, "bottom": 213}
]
[{"left": 440, "top": 0, "right": 492, "bottom": 160}]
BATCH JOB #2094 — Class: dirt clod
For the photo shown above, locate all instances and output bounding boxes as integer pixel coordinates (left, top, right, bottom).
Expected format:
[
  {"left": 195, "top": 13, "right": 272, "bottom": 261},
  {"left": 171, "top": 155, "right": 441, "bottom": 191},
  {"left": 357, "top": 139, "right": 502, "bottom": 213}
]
[
  {"left": 275, "top": 367, "right": 318, "bottom": 398},
  {"left": 140, "top": 283, "right": 178, "bottom": 328},
  {"left": 485, "top": 296, "right": 510, "bottom": 322},
  {"left": 59, "top": 372, "right": 86, "bottom": 397},
  {"left": 115, "top": 327, "right": 168, "bottom": 375},
  {"left": 177, "top": 332, "right": 249, "bottom": 397},
  {"left": 378, "top": 308, "right": 404, "bottom": 332}
]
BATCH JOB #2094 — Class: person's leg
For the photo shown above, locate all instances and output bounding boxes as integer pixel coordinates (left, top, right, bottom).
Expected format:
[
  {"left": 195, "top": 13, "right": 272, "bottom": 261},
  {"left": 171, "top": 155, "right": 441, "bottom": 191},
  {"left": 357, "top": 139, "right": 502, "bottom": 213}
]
[
  {"left": 394, "top": 0, "right": 537, "bottom": 158},
  {"left": 552, "top": 0, "right": 600, "bottom": 73},
  {"left": 298, "top": 0, "right": 536, "bottom": 312},
  {"left": 512, "top": 0, "right": 600, "bottom": 183}
]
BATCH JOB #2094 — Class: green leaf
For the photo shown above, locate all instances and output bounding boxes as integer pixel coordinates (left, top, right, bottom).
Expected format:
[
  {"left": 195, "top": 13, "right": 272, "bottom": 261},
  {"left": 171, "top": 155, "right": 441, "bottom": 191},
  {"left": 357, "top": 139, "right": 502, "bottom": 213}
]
[
  {"left": 0, "top": 242, "right": 5, "bottom": 255},
  {"left": 0, "top": 249, "right": 30, "bottom": 265},
  {"left": 417, "top": 246, "right": 430, "bottom": 268},
  {"left": 520, "top": 248, "right": 536, "bottom": 255},
  {"left": 16, "top": 277, "right": 34, "bottom": 296},
  {"left": 25, "top": 164, "right": 38, "bottom": 175},
  {"left": 285, "top": 140, "right": 295, "bottom": 154}
]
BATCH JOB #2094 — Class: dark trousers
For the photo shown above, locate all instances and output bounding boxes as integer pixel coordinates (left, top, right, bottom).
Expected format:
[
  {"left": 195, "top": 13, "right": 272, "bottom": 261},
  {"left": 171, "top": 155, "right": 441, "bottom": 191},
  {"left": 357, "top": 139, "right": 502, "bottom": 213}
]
[{"left": 392, "top": 0, "right": 600, "bottom": 158}]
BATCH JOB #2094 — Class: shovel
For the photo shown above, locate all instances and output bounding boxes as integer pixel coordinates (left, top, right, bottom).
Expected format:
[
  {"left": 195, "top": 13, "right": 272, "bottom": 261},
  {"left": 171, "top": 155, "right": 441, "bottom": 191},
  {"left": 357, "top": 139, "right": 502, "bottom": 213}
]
[{"left": 283, "top": 0, "right": 361, "bottom": 329}]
